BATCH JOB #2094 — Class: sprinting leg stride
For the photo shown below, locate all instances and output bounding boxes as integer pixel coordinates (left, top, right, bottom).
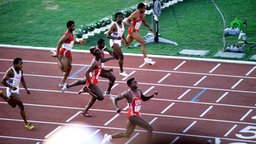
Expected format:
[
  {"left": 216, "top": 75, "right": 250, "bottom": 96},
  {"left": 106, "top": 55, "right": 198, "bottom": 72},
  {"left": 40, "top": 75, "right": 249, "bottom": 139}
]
[
  {"left": 1, "top": 58, "right": 34, "bottom": 130},
  {"left": 62, "top": 39, "right": 116, "bottom": 96},
  {"left": 101, "top": 78, "right": 158, "bottom": 144},
  {"left": 52, "top": 20, "right": 85, "bottom": 87},
  {"left": 106, "top": 12, "right": 128, "bottom": 77},
  {"left": 63, "top": 48, "right": 115, "bottom": 117},
  {"left": 123, "top": 3, "right": 155, "bottom": 65}
]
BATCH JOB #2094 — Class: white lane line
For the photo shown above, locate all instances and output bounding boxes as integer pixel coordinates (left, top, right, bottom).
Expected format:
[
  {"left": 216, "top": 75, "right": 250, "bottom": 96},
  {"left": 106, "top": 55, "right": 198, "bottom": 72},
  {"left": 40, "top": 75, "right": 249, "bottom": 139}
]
[
  {"left": 183, "top": 121, "right": 197, "bottom": 133},
  {"left": 122, "top": 71, "right": 136, "bottom": 81},
  {"left": 178, "top": 89, "right": 191, "bottom": 99},
  {"left": 139, "top": 63, "right": 146, "bottom": 68},
  {"left": 209, "top": 63, "right": 221, "bottom": 73},
  {"left": 240, "top": 109, "right": 253, "bottom": 121},
  {"left": 149, "top": 117, "right": 158, "bottom": 125},
  {"left": 0, "top": 135, "right": 44, "bottom": 141},
  {"left": 65, "top": 111, "right": 81, "bottom": 122},
  {"left": 89, "top": 129, "right": 101, "bottom": 138},
  {"left": 216, "top": 92, "right": 229, "bottom": 103},
  {"left": 224, "top": 125, "right": 237, "bottom": 137},
  {"left": 104, "top": 114, "right": 120, "bottom": 126},
  {"left": 246, "top": 66, "right": 256, "bottom": 76},
  {"left": 161, "top": 102, "right": 175, "bottom": 114},
  {"left": 112, "top": 83, "right": 119, "bottom": 89},
  {"left": 44, "top": 126, "right": 62, "bottom": 138},
  {"left": 158, "top": 73, "right": 171, "bottom": 83},
  {"left": 173, "top": 61, "right": 186, "bottom": 71},
  {"left": 200, "top": 106, "right": 213, "bottom": 117},
  {"left": 170, "top": 136, "right": 180, "bottom": 144},
  {"left": 231, "top": 79, "right": 243, "bottom": 89},
  {"left": 125, "top": 132, "right": 140, "bottom": 144},
  {"left": 143, "top": 86, "right": 155, "bottom": 95},
  {"left": 194, "top": 76, "right": 207, "bottom": 86},
  {"left": 123, "top": 105, "right": 129, "bottom": 111}
]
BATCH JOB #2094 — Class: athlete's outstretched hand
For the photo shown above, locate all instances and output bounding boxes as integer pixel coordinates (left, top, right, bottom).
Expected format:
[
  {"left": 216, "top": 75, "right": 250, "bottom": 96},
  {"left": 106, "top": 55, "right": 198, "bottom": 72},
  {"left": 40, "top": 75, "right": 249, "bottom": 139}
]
[{"left": 154, "top": 91, "right": 158, "bottom": 97}]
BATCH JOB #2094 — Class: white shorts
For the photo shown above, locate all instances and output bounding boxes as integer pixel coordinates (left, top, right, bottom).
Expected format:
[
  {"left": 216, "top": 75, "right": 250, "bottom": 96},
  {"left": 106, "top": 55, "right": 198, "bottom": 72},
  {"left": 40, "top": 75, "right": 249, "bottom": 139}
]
[
  {"left": 110, "top": 39, "right": 121, "bottom": 47},
  {"left": 6, "top": 87, "right": 19, "bottom": 97}
]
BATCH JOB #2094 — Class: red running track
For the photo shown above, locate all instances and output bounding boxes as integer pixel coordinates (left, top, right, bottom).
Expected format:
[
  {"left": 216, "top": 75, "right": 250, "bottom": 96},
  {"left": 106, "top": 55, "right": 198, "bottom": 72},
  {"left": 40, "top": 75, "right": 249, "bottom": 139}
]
[{"left": 0, "top": 46, "right": 256, "bottom": 144}]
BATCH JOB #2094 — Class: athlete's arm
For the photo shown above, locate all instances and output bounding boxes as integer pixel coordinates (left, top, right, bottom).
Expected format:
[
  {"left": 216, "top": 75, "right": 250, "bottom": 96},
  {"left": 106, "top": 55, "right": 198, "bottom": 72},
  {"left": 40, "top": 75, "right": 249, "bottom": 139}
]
[
  {"left": 1, "top": 68, "right": 16, "bottom": 90},
  {"left": 54, "top": 34, "right": 69, "bottom": 57},
  {"left": 20, "top": 70, "right": 30, "bottom": 94},
  {"left": 113, "top": 91, "right": 130, "bottom": 113},
  {"left": 106, "top": 24, "right": 120, "bottom": 40},
  {"left": 142, "top": 19, "right": 153, "bottom": 32},
  {"left": 141, "top": 90, "right": 158, "bottom": 101}
]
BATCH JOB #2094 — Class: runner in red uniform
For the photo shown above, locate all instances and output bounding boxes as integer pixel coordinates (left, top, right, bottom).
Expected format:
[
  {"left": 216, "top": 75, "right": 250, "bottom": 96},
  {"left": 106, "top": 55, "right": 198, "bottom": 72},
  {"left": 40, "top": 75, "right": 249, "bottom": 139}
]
[
  {"left": 61, "top": 39, "right": 116, "bottom": 97},
  {"left": 52, "top": 20, "right": 85, "bottom": 87},
  {"left": 78, "top": 48, "right": 115, "bottom": 117},
  {"left": 123, "top": 3, "right": 155, "bottom": 65},
  {"left": 101, "top": 78, "right": 158, "bottom": 144}
]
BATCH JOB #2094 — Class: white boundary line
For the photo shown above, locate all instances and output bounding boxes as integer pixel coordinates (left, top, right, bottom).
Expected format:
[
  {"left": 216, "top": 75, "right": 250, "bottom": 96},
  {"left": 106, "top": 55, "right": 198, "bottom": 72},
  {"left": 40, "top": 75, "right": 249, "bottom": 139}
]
[
  {"left": 158, "top": 73, "right": 171, "bottom": 83},
  {"left": 231, "top": 79, "right": 243, "bottom": 89},
  {"left": 183, "top": 121, "right": 197, "bottom": 133},
  {"left": 174, "top": 61, "right": 186, "bottom": 71},
  {"left": 209, "top": 63, "right": 221, "bottom": 73},
  {"left": 193, "top": 76, "right": 207, "bottom": 86},
  {"left": 178, "top": 89, "right": 191, "bottom": 100},
  {"left": 224, "top": 125, "right": 237, "bottom": 137},
  {"left": 1, "top": 58, "right": 256, "bottom": 81},
  {"left": 240, "top": 109, "right": 253, "bottom": 121},
  {"left": 200, "top": 106, "right": 213, "bottom": 117},
  {"left": 104, "top": 114, "right": 120, "bottom": 126},
  {"left": 1, "top": 44, "right": 256, "bottom": 65},
  {"left": 44, "top": 126, "right": 62, "bottom": 138},
  {"left": 161, "top": 102, "right": 175, "bottom": 114},
  {"left": 216, "top": 92, "right": 229, "bottom": 103},
  {"left": 0, "top": 118, "right": 255, "bottom": 143}
]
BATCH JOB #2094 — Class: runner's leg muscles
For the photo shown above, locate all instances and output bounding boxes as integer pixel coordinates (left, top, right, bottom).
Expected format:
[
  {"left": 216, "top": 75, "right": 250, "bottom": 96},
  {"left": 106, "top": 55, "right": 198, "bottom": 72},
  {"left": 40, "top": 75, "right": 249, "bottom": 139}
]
[
  {"left": 112, "top": 118, "right": 136, "bottom": 138},
  {"left": 11, "top": 94, "right": 28, "bottom": 124}
]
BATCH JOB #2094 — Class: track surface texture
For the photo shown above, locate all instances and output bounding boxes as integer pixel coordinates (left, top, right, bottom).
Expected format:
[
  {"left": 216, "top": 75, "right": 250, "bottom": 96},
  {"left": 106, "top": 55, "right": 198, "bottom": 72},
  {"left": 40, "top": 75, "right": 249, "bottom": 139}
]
[{"left": 0, "top": 46, "right": 256, "bottom": 144}]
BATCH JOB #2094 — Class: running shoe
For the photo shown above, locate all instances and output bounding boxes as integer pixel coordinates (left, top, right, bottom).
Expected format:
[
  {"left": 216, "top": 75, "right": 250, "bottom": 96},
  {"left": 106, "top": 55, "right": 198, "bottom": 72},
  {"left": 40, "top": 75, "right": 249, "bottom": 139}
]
[
  {"left": 78, "top": 87, "right": 89, "bottom": 94},
  {"left": 24, "top": 122, "right": 34, "bottom": 130},
  {"left": 119, "top": 71, "right": 128, "bottom": 77},
  {"left": 58, "top": 83, "right": 67, "bottom": 87},
  {"left": 103, "top": 91, "right": 111, "bottom": 97},
  {"left": 80, "top": 111, "right": 93, "bottom": 117},
  {"left": 101, "top": 134, "right": 112, "bottom": 144},
  {"left": 61, "top": 83, "right": 69, "bottom": 93},
  {"left": 144, "top": 58, "right": 156, "bottom": 65}
]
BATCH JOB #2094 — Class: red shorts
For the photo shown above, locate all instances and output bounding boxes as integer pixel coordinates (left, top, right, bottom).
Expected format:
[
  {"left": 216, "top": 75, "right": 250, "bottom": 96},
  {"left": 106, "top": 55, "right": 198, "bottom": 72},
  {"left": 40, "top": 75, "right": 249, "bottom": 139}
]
[
  {"left": 86, "top": 77, "right": 99, "bottom": 86},
  {"left": 128, "top": 27, "right": 139, "bottom": 34},
  {"left": 59, "top": 48, "right": 71, "bottom": 57}
]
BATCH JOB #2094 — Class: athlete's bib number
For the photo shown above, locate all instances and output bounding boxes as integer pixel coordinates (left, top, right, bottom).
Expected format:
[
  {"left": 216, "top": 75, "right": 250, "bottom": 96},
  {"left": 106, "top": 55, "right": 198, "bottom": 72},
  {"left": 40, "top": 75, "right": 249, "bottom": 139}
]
[
  {"left": 135, "top": 21, "right": 142, "bottom": 30},
  {"left": 134, "top": 100, "right": 141, "bottom": 112}
]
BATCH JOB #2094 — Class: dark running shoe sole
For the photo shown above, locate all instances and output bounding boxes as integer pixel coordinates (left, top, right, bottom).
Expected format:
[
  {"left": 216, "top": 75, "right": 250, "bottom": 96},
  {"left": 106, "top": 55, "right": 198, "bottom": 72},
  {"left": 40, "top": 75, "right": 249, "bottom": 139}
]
[{"left": 80, "top": 112, "right": 93, "bottom": 117}]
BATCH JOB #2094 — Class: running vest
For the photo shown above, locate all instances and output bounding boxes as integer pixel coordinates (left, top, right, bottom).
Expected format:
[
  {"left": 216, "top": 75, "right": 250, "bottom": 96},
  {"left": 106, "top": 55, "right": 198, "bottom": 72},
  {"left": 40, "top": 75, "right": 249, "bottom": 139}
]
[
  {"left": 127, "top": 89, "right": 142, "bottom": 117},
  {"left": 110, "top": 22, "right": 125, "bottom": 47},
  {"left": 62, "top": 30, "right": 74, "bottom": 50},
  {"left": 6, "top": 67, "right": 22, "bottom": 94},
  {"left": 88, "top": 59, "right": 102, "bottom": 85},
  {"left": 132, "top": 11, "right": 143, "bottom": 30}
]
